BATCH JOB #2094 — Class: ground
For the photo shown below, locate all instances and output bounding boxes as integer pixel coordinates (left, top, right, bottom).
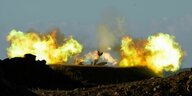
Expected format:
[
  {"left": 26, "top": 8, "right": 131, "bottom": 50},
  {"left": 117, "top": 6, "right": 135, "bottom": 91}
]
[
  {"left": 0, "top": 54, "right": 192, "bottom": 96},
  {"left": 33, "top": 71, "right": 192, "bottom": 96}
]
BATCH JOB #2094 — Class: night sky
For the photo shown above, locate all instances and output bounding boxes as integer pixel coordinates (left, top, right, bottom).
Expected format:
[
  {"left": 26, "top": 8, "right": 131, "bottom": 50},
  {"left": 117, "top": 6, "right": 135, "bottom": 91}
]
[{"left": 0, "top": 0, "right": 192, "bottom": 68}]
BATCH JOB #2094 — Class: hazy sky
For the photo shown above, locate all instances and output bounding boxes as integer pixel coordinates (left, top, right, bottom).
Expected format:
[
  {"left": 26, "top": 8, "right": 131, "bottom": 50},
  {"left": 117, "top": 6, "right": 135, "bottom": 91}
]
[{"left": 1, "top": 0, "right": 192, "bottom": 68}]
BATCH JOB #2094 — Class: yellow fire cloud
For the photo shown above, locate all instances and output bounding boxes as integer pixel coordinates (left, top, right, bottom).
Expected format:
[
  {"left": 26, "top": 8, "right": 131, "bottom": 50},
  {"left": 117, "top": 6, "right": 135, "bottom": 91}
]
[
  {"left": 7, "top": 29, "right": 83, "bottom": 64},
  {"left": 6, "top": 29, "right": 184, "bottom": 76},
  {"left": 119, "top": 33, "right": 184, "bottom": 75}
]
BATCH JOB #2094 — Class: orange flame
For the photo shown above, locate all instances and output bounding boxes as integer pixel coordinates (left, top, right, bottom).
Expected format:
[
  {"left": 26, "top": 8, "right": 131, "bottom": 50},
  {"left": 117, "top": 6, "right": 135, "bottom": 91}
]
[
  {"left": 7, "top": 29, "right": 83, "bottom": 64},
  {"left": 119, "top": 33, "right": 184, "bottom": 75},
  {"left": 6, "top": 29, "right": 184, "bottom": 76}
]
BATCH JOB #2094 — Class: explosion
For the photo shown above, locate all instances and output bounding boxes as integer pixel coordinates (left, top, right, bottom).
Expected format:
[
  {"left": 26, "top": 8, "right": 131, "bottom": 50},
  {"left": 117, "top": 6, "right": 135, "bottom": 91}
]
[
  {"left": 6, "top": 29, "right": 184, "bottom": 76},
  {"left": 7, "top": 29, "right": 83, "bottom": 64},
  {"left": 119, "top": 33, "right": 183, "bottom": 75}
]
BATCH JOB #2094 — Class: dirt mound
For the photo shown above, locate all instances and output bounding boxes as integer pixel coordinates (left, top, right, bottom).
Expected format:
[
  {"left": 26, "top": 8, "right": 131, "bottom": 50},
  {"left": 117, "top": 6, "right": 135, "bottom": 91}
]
[
  {"left": 0, "top": 54, "right": 83, "bottom": 90},
  {"left": 0, "top": 59, "right": 37, "bottom": 96}
]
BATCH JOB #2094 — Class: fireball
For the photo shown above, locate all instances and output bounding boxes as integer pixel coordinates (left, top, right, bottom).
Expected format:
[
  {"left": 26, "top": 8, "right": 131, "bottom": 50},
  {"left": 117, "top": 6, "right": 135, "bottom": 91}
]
[
  {"left": 7, "top": 29, "right": 83, "bottom": 64},
  {"left": 119, "top": 33, "right": 183, "bottom": 75},
  {"left": 6, "top": 29, "right": 184, "bottom": 76},
  {"left": 145, "top": 33, "right": 183, "bottom": 73}
]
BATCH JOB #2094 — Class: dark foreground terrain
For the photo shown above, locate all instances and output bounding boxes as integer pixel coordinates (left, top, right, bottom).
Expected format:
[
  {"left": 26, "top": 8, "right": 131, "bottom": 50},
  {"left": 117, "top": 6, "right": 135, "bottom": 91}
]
[
  {"left": 34, "top": 71, "right": 192, "bottom": 96},
  {"left": 0, "top": 54, "right": 192, "bottom": 96},
  {"left": 50, "top": 64, "right": 159, "bottom": 86}
]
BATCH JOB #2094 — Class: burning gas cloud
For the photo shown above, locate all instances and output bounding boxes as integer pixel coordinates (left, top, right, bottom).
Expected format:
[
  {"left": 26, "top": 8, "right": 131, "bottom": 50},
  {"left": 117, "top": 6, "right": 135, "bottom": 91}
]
[
  {"left": 6, "top": 29, "right": 184, "bottom": 76},
  {"left": 119, "top": 33, "right": 183, "bottom": 75},
  {"left": 7, "top": 29, "right": 83, "bottom": 64}
]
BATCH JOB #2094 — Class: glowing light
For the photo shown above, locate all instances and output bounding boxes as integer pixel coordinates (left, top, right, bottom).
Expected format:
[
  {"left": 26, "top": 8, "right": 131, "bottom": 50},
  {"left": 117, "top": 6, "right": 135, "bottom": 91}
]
[
  {"left": 119, "top": 33, "right": 183, "bottom": 75},
  {"left": 7, "top": 29, "right": 83, "bottom": 64}
]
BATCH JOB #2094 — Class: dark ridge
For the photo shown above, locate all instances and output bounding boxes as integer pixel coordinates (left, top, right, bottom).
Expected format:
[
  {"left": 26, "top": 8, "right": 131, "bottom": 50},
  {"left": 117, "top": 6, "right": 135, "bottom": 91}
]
[
  {"left": 50, "top": 64, "right": 159, "bottom": 87},
  {"left": 0, "top": 54, "right": 83, "bottom": 90}
]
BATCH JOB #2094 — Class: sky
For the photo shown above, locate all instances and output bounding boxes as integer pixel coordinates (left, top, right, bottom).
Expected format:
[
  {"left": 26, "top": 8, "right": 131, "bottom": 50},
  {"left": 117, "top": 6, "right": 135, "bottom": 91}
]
[{"left": 0, "top": 0, "right": 192, "bottom": 68}]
